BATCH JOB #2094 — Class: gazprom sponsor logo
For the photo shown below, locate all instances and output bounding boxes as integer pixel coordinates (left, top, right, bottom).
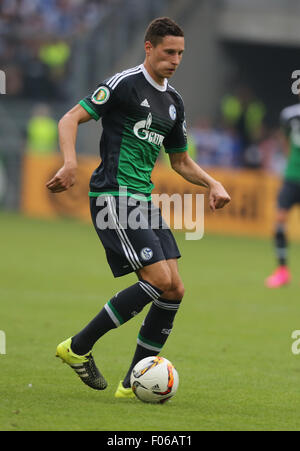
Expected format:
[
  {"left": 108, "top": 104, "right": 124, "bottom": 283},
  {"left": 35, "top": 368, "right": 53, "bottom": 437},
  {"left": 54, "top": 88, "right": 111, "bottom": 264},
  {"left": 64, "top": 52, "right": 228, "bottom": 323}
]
[{"left": 133, "top": 113, "right": 164, "bottom": 146}]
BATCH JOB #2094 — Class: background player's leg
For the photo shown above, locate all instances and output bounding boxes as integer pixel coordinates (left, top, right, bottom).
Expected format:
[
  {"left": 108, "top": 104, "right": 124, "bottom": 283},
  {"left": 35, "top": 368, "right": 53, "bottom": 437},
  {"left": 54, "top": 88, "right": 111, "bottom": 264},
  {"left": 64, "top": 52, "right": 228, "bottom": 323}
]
[
  {"left": 265, "top": 208, "right": 290, "bottom": 288},
  {"left": 121, "top": 259, "right": 184, "bottom": 389},
  {"left": 274, "top": 210, "right": 289, "bottom": 266}
]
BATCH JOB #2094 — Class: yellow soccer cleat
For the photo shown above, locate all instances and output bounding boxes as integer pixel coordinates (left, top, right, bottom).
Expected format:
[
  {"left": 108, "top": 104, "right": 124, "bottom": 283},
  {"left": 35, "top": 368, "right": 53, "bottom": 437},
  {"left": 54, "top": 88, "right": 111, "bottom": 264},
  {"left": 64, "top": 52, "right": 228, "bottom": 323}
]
[
  {"left": 56, "top": 337, "right": 107, "bottom": 390},
  {"left": 114, "top": 380, "right": 135, "bottom": 399}
]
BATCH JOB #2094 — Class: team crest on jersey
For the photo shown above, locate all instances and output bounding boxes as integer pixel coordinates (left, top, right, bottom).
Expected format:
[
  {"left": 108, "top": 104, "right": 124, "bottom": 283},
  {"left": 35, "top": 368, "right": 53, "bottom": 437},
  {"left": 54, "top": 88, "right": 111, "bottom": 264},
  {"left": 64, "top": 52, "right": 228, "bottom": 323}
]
[
  {"left": 91, "top": 86, "right": 110, "bottom": 105},
  {"left": 169, "top": 104, "right": 176, "bottom": 120},
  {"left": 140, "top": 247, "right": 153, "bottom": 261}
]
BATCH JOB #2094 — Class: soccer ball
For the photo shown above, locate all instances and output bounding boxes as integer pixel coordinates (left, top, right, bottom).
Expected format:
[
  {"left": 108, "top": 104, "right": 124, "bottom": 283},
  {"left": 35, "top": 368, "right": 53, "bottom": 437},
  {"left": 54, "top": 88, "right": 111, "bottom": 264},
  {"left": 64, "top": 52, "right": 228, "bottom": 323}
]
[{"left": 130, "top": 356, "right": 179, "bottom": 403}]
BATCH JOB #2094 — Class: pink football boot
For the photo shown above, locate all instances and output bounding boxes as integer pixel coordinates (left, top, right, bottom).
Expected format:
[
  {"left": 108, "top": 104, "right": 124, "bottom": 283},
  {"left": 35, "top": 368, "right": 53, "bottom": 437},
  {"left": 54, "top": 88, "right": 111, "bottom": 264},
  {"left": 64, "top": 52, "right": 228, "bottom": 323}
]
[{"left": 265, "top": 266, "right": 291, "bottom": 288}]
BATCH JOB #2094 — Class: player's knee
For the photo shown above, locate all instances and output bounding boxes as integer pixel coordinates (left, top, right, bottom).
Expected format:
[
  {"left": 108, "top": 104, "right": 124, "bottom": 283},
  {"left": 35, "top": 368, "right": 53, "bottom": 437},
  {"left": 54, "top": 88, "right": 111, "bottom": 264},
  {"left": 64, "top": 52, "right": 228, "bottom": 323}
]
[
  {"left": 145, "top": 272, "right": 173, "bottom": 293},
  {"left": 138, "top": 263, "right": 173, "bottom": 293},
  {"left": 155, "top": 276, "right": 173, "bottom": 293},
  {"left": 173, "top": 282, "right": 185, "bottom": 300},
  {"left": 164, "top": 281, "right": 185, "bottom": 300}
]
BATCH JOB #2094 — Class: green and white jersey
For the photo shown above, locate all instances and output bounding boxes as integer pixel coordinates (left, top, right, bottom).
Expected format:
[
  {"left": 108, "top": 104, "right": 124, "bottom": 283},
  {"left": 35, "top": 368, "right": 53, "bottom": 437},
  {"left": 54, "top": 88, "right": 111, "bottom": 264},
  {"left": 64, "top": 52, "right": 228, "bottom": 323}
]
[
  {"left": 79, "top": 64, "right": 188, "bottom": 199},
  {"left": 280, "top": 103, "right": 300, "bottom": 183}
]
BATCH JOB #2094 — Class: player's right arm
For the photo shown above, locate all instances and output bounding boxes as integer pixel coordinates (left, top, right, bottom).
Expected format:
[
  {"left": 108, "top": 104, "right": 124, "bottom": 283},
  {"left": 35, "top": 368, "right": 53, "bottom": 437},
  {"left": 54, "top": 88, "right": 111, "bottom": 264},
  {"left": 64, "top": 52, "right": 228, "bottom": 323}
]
[{"left": 46, "top": 104, "right": 92, "bottom": 193}]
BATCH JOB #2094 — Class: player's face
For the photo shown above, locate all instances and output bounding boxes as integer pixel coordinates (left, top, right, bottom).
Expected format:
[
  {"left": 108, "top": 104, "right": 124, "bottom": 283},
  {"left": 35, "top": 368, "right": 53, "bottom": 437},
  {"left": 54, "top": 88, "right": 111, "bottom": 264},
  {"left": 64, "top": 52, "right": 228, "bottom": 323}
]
[{"left": 145, "top": 35, "right": 184, "bottom": 82}]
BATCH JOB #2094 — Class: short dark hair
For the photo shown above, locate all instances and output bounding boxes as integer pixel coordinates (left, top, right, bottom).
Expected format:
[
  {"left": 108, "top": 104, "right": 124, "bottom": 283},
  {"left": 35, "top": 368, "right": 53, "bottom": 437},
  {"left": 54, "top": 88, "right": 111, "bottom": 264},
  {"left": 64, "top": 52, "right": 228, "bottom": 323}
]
[{"left": 144, "top": 17, "right": 184, "bottom": 47}]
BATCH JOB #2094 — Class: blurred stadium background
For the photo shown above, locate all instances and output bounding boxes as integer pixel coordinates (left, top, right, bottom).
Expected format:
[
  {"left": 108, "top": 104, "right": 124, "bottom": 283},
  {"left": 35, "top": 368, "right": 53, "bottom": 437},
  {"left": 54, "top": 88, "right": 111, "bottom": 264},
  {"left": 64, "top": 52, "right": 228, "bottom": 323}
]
[
  {"left": 2, "top": 0, "right": 300, "bottom": 432},
  {"left": 1, "top": 0, "right": 300, "bottom": 237}
]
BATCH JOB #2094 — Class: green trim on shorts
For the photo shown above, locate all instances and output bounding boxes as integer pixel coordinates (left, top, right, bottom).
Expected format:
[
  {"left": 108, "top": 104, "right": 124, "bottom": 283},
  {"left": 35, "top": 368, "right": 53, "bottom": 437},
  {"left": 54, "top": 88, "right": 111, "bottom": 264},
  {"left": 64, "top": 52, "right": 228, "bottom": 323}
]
[{"left": 89, "top": 191, "right": 152, "bottom": 201}]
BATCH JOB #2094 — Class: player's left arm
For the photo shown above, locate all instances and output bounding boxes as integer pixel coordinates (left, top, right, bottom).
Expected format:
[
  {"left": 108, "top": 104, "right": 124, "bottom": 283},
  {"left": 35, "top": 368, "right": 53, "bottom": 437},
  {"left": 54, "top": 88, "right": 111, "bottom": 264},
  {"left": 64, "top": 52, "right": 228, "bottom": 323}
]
[{"left": 169, "top": 151, "right": 231, "bottom": 211}]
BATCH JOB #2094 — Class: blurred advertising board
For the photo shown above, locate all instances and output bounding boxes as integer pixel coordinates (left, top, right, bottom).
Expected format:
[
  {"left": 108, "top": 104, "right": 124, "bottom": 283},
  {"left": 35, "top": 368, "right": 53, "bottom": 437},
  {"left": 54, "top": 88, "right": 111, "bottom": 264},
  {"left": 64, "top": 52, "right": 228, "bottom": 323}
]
[
  {"left": 21, "top": 153, "right": 300, "bottom": 240},
  {"left": 0, "top": 151, "right": 23, "bottom": 209}
]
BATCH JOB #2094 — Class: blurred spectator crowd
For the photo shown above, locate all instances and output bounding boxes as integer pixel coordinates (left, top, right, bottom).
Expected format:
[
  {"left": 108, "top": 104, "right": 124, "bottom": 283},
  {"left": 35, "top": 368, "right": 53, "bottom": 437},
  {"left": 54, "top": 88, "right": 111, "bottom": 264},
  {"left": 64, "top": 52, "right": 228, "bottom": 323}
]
[
  {"left": 0, "top": 0, "right": 112, "bottom": 36},
  {"left": 189, "top": 85, "right": 287, "bottom": 174},
  {"left": 0, "top": 2, "right": 290, "bottom": 174},
  {"left": 0, "top": 0, "right": 118, "bottom": 100}
]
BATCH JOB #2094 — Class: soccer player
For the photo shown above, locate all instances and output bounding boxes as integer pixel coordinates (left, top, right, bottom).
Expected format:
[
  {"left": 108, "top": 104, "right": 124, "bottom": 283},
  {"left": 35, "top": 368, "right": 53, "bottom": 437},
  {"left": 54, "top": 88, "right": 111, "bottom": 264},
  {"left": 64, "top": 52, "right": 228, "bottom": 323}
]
[
  {"left": 265, "top": 100, "right": 300, "bottom": 288},
  {"left": 47, "top": 17, "right": 231, "bottom": 397}
]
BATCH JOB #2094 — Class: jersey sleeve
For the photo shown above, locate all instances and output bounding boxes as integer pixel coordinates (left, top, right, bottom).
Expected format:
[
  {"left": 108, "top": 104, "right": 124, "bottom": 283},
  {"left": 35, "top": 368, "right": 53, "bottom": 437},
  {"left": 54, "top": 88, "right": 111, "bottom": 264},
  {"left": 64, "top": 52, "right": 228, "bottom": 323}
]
[
  {"left": 164, "top": 96, "right": 188, "bottom": 154},
  {"left": 78, "top": 83, "right": 117, "bottom": 121}
]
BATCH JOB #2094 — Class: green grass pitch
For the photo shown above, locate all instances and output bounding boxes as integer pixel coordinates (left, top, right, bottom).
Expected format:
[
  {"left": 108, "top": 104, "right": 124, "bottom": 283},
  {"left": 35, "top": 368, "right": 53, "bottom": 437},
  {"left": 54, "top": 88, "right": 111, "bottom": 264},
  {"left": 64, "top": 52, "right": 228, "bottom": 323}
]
[{"left": 1, "top": 211, "right": 300, "bottom": 431}]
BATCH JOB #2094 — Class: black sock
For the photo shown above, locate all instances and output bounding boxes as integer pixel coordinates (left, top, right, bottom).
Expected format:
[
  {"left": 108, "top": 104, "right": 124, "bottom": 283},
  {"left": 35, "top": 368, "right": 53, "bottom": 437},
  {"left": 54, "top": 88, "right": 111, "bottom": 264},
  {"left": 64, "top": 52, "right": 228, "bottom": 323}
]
[
  {"left": 122, "top": 297, "right": 182, "bottom": 388},
  {"left": 275, "top": 224, "right": 288, "bottom": 266},
  {"left": 71, "top": 280, "right": 162, "bottom": 355}
]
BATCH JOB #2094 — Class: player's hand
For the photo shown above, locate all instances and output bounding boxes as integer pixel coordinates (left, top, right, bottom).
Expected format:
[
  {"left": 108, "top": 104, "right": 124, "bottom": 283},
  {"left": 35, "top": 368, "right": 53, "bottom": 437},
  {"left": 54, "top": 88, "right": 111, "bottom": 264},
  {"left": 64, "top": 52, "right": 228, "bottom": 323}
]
[
  {"left": 46, "top": 164, "right": 77, "bottom": 193},
  {"left": 208, "top": 181, "right": 231, "bottom": 212}
]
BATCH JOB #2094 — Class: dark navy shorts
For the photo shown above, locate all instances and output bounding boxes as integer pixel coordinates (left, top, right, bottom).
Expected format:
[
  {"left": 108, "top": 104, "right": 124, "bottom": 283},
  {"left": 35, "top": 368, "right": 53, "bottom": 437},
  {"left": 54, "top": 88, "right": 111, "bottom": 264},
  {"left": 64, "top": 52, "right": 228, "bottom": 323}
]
[
  {"left": 277, "top": 180, "right": 300, "bottom": 210},
  {"left": 90, "top": 195, "right": 181, "bottom": 278}
]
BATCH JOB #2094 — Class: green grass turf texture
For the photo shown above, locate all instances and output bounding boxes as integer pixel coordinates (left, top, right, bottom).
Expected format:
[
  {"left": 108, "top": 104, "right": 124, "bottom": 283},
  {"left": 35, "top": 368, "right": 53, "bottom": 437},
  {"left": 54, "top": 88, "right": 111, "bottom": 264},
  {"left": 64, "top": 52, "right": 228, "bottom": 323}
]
[{"left": 1, "top": 211, "right": 300, "bottom": 431}]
